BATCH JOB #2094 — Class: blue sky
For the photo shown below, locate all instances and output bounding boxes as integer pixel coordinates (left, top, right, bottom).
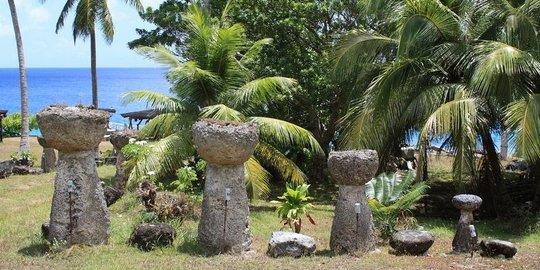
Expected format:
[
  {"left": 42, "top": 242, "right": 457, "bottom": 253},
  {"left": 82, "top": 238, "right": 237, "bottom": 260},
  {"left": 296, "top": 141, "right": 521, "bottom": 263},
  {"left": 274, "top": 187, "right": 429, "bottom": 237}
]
[{"left": 0, "top": 0, "right": 164, "bottom": 68}]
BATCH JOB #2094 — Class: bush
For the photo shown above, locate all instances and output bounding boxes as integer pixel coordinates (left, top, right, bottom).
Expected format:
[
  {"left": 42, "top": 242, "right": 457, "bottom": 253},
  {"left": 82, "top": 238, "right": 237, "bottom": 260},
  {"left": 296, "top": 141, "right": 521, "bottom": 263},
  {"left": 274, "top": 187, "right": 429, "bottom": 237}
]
[
  {"left": 365, "top": 172, "right": 429, "bottom": 240},
  {"left": 2, "top": 113, "right": 38, "bottom": 137},
  {"left": 274, "top": 183, "right": 316, "bottom": 233}
]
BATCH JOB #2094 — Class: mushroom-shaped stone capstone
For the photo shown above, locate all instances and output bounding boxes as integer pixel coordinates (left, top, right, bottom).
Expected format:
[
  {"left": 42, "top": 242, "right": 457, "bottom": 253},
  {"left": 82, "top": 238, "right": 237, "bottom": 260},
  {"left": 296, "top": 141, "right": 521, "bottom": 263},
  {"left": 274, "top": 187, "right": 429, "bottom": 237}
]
[
  {"left": 192, "top": 120, "right": 258, "bottom": 165},
  {"left": 452, "top": 194, "right": 482, "bottom": 253},
  {"left": 452, "top": 194, "right": 482, "bottom": 211},
  {"left": 37, "top": 106, "right": 109, "bottom": 152},
  {"left": 328, "top": 150, "right": 378, "bottom": 186},
  {"left": 109, "top": 129, "right": 138, "bottom": 150}
]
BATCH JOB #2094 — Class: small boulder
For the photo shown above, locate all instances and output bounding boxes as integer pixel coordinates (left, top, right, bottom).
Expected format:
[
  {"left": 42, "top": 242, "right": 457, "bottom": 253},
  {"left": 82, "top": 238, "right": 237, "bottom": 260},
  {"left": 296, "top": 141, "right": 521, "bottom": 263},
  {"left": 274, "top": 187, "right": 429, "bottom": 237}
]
[
  {"left": 129, "top": 223, "right": 176, "bottom": 251},
  {"left": 480, "top": 239, "right": 517, "bottom": 258},
  {"left": 389, "top": 230, "right": 435, "bottom": 255},
  {"left": 267, "top": 231, "right": 316, "bottom": 258},
  {"left": 103, "top": 186, "right": 123, "bottom": 207},
  {"left": 41, "top": 223, "right": 49, "bottom": 240},
  {"left": 0, "top": 160, "right": 14, "bottom": 178}
]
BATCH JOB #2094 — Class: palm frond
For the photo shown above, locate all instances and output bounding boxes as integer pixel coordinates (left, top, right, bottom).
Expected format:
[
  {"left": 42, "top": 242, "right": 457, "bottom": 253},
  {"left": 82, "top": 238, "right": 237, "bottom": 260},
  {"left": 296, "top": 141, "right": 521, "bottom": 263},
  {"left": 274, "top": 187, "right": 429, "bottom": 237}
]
[
  {"left": 121, "top": 90, "right": 185, "bottom": 113},
  {"left": 244, "top": 157, "right": 271, "bottom": 199},
  {"left": 127, "top": 131, "right": 195, "bottom": 188},
  {"left": 230, "top": 77, "right": 297, "bottom": 108},
  {"left": 240, "top": 38, "right": 273, "bottom": 65},
  {"left": 199, "top": 104, "right": 246, "bottom": 122},
  {"left": 332, "top": 31, "right": 398, "bottom": 81},
  {"left": 505, "top": 94, "right": 540, "bottom": 162},
  {"left": 96, "top": 0, "right": 114, "bottom": 43},
  {"left": 254, "top": 142, "right": 307, "bottom": 184},
  {"left": 135, "top": 45, "right": 181, "bottom": 68},
  {"left": 249, "top": 117, "right": 323, "bottom": 155}
]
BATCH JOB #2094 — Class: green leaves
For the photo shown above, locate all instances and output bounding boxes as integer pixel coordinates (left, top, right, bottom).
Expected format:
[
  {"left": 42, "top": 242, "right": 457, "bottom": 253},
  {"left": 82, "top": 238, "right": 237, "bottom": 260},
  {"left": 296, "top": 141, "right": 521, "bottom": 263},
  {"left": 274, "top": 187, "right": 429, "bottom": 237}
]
[{"left": 275, "top": 183, "right": 315, "bottom": 233}]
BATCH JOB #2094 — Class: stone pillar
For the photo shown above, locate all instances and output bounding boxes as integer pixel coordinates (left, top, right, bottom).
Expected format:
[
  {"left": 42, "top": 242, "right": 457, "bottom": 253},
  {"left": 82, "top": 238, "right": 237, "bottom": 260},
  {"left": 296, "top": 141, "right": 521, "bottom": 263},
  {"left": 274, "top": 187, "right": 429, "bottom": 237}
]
[
  {"left": 37, "top": 137, "right": 56, "bottom": 173},
  {"left": 328, "top": 150, "right": 378, "bottom": 254},
  {"left": 452, "top": 194, "right": 482, "bottom": 252},
  {"left": 192, "top": 120, "right": 258, "bottom": 254},
  {"left": 109, "top": 130, "right": 138, "bottom": 193},
  {"left": 37, "top": 106, "right": 111, "bottom": 245}
]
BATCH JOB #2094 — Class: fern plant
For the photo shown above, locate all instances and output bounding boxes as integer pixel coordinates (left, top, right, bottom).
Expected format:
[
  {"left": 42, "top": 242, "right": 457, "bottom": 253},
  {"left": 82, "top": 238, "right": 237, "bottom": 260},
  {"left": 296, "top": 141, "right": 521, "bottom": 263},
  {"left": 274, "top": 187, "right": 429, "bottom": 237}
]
[
  {"left": 365, "top": 172, "right": 429, "bottom": 240},
  {"left": 274, "top": 183, "right": 316, "bottom": 233}
]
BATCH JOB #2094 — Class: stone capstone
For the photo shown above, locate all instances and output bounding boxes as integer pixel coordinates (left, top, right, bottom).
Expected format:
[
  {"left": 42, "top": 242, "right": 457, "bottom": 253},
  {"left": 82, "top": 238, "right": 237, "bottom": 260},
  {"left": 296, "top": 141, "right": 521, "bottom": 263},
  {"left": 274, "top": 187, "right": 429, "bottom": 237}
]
[
  {"left": 129, "top": 223, "right": 176, "bottom": 251},
  {"left": 480, "top": 239, "right": 517, "bottom": 258},
  {"left": 109, "top": 129, "right": 138, "bottom": 149},
  {"left": 328, "top": 150, "right": 378, "bottom": 186},
  {"left": 0, "top": 160, "right": 14, "bottom": 178},
  {"left": 452, "top": 194, "right": 482, "bottom": 211},
  {"left": 389, "top": 230, "right": 434, "bottom": 255},
  {"left": 267, "top": 231, "right": 316, "bottom": 258},
  {"left": 192, "top": 120, "right": 258, "bottom": 165},
  {"left": 36, "top": 106, "right": 109, "bottom": 152}
]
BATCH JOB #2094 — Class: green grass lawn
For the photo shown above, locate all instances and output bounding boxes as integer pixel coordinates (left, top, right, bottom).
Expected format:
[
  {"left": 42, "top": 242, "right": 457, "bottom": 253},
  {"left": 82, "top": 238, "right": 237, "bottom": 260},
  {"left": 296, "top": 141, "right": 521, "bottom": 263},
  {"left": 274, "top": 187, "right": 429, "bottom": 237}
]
[{"left": 1, "top": 168, "right": 540, "bottom": 269}]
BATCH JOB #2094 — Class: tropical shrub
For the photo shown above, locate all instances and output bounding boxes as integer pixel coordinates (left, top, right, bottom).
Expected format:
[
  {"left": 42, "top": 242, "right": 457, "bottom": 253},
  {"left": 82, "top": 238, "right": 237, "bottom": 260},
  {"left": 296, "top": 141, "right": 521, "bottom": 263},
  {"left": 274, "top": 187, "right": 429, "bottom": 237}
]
[
  {"left": 2, "top": 113, "right": 38, "bottom": 137},
  {"left": 365, "top": 172, "right": 428, "bottom": 240},
  {"left": 274, "top": 183, "right": 316, "bottom": 233},
  {"left": 171, "top": 166, "right": 198, "bottom": 193}
]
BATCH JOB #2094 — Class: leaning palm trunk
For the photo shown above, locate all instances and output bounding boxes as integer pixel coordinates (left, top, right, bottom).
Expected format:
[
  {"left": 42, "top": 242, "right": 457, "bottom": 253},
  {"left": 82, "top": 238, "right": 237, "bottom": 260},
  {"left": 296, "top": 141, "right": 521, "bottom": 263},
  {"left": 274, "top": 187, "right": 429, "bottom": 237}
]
[
  {"left": 480, "top": 130, "right": 515, "bottom": 218},
  {"left": 8, "top": 0, "right": 30, "bottom": 153}
]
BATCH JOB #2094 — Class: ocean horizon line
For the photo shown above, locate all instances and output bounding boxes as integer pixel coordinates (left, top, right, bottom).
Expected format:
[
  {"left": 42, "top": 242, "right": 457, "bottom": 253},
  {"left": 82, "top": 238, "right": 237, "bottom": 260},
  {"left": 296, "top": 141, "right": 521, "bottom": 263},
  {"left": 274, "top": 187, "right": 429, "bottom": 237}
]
[{"left": 0, "top": 67, "right": 166, "bottom": 69}]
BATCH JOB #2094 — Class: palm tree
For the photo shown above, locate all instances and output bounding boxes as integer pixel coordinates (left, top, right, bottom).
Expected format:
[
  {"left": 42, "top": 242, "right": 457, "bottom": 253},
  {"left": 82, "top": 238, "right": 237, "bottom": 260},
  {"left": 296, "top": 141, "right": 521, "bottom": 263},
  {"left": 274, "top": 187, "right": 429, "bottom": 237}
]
[
  {"left": 333, "top": 0, "right": 540, "bottom": 218},
  {"left": 123, "top": 3, "right": 323, "bottom": 197},
  {"left": 44, "top": 0, "right": 143, "bottom": 108},
  {"left": 8, "top": 0, "right": 30, "bottom": 154}
]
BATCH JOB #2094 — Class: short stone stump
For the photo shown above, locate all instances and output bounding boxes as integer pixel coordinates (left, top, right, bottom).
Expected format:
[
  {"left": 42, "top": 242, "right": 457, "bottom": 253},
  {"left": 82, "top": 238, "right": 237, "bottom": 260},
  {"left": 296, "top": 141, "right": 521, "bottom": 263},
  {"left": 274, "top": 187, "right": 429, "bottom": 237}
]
[
  {"left": 389, "top": 230, "right": 434, "bottom": 255},
  {"left": 129, "top": 223, "right": 176, "bottom": 251},
  {"left": 267, "top": 231, "right": 316, "bottom": 258},
  {"left": 480, "top": 239, "right": 517, "bottom": 258}
]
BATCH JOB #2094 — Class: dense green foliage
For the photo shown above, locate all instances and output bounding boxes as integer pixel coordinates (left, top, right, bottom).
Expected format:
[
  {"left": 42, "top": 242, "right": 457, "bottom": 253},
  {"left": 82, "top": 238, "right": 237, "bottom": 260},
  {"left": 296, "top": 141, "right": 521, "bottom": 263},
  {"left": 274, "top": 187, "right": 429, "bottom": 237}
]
[
  {"left": 366, "top": 172, "right": 428, "bottom": 240},
  {"left": 1, "top": 113, "right": 38, "bottom": 137},
  {"left": 124, "top": 3, "right": 322, "bottom": 197},
  {"left": 274, "top": 183, "right": 315, "bottom": 233}
]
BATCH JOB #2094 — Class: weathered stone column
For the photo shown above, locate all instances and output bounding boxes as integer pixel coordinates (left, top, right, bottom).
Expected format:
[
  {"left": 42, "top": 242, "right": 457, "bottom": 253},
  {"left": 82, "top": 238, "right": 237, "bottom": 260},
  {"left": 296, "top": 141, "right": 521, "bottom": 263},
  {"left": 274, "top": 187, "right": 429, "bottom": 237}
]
[
  {"left": 37, "top": 137, "right": 56, "bottom": 173},
  {"left": 37, "top": 106, "right": 111, "bottom": 245},
  {"left": 109, "top": 130, "right": 138, "bottom": 193},
  {"left": 192, "top": 120, "right": 258, "bottom": 254},
  {"left": 329, "top": 150, "right": 378, "bottom": 254},
  {"left": 452, "top": 194, "right": 482, "bottom": 252}
]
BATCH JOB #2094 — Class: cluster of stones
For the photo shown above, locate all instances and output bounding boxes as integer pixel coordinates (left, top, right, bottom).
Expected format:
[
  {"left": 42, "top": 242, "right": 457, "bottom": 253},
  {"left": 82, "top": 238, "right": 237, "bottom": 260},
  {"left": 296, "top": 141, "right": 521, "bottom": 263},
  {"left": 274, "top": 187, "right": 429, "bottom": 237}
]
[
  {"left": 328, "top": 150, "right": 378, "bottom": 254},
  {"left": 37, "top": 106, "right": 111, "bottom": 245},
  {"left": 192, "top": 120, "right": 258, "bottom": 253}
]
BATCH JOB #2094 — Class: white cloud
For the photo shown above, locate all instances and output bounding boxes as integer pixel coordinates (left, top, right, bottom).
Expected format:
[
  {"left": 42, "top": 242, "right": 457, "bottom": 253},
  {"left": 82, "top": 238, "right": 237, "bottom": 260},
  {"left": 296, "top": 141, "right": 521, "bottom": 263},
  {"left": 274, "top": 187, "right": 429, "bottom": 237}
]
[{"left": 0, "top": 15, "right": 14, "bottom": 38}]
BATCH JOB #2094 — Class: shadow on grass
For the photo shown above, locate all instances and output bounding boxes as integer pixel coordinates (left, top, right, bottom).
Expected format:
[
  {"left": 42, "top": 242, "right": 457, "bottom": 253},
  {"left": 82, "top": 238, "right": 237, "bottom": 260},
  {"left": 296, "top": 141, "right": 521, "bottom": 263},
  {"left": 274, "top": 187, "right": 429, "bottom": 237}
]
[
  {"left": 17, "top": 243, "right": 49, "bottom": 257},
  {"left": 176, "top": 230, "right": 211, "bottom": 256},
  {"left": 314, "top": 249, "right": 334, "bottom": 257}
]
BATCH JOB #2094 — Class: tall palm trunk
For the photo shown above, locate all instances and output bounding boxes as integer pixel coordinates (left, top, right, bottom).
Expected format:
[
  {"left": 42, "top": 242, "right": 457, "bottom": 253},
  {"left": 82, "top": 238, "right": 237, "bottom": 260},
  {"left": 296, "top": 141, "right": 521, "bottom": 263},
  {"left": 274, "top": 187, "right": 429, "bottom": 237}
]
[
  {"left": 90, "top": 28, "right": 98, "bottom": 108},
  {"left": 500, "top": 130, "right": 509, "bottom": 160},
  {"left": 8, "top": 0, "right": 30, "bottom": 153},
  {"left": 480, "top": 130, "right": 515, "bottom": 218},
  {"left": 530, "top": 160, "right": 540, "bottom": 213}
]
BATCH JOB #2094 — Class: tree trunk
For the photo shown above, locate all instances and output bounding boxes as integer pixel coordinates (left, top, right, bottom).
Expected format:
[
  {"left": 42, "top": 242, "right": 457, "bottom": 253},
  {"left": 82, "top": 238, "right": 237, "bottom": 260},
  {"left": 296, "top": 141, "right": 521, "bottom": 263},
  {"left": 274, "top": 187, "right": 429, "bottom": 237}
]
[
  {"left": 8, "top": 0, "right": 30, "bottom": 153},
  {"left": 500, "top": 130, "right": 509, "bottom": 160},
  {"left": 529, "top": 160, "right": 540, "bottom": 213},
  {"left": 90, "top": 28, "right": 98, "bottom": 108},
  {"left": 480, "top": 130, "right": 515, "bottom": 219}
]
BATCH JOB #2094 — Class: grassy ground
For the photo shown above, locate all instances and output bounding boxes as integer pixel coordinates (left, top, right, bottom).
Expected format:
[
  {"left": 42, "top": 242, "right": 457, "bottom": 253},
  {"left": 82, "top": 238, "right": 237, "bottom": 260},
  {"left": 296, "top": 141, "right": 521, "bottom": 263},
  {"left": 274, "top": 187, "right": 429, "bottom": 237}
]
[{"left": 1, "top": 138, "right": 539, "bottom": 269}]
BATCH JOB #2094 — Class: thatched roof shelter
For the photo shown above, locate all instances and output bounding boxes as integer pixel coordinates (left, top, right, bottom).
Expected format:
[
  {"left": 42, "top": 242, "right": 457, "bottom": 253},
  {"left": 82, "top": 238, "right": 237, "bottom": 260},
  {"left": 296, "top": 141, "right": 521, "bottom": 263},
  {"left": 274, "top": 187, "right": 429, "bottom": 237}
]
[{"left": 120, "top": 109, "right": 158, "bottom": 130}]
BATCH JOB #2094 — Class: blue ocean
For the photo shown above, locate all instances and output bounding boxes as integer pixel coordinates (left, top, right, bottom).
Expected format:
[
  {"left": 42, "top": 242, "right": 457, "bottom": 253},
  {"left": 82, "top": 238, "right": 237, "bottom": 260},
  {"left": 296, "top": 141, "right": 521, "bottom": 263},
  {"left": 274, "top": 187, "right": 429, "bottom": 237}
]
[{"left": 1, "top": 68, "right": 170, "bottom": 134}]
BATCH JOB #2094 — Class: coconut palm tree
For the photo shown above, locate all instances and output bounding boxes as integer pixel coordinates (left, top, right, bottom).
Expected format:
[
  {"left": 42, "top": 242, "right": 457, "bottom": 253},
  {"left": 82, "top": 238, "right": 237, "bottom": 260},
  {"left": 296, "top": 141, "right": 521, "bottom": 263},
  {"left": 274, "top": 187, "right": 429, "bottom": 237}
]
[
  {"left": 123, "top": 3, "right": 323, "bottom": 197},
  {"left": 333, "top": 0, "right": 540, "bottom": 218},
  {"left": 8, "top": 0, "right": 30, "bottom": 154},
  {"left": 44, "top": 0, "right": 143, "bottom": 108}
]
